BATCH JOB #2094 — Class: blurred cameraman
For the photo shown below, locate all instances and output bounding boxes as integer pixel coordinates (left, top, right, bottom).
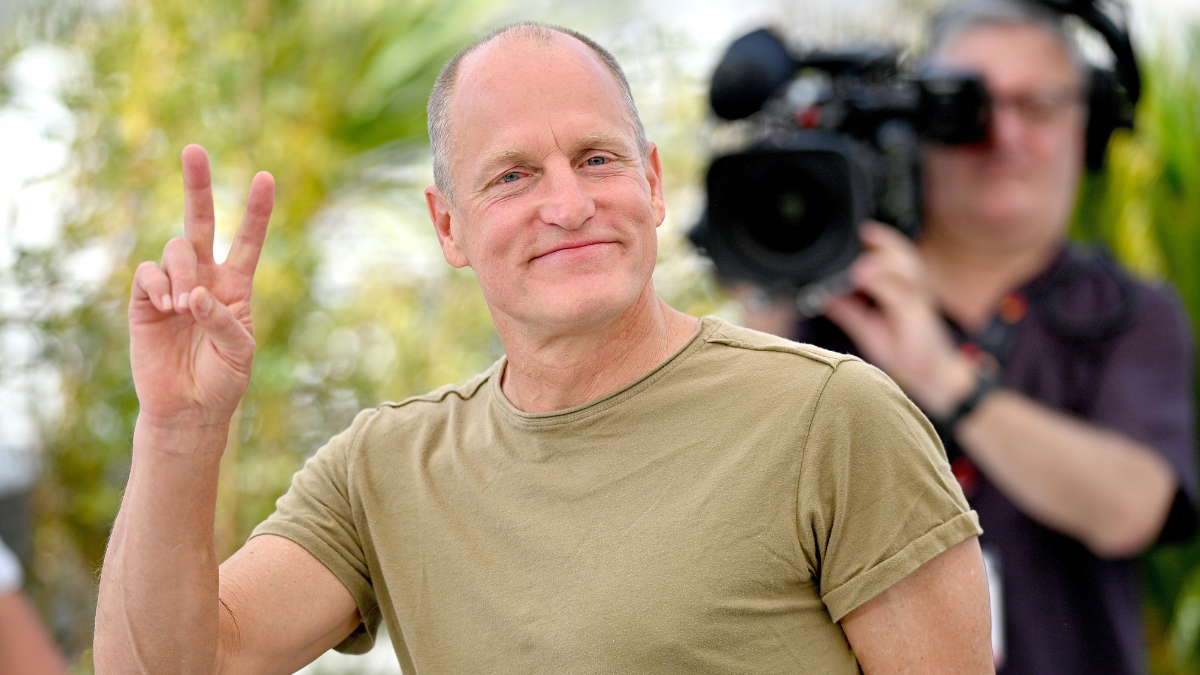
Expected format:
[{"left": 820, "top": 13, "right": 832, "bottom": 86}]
[{"left": 741, "top": 0, "right": 1198, "bottom": 672}]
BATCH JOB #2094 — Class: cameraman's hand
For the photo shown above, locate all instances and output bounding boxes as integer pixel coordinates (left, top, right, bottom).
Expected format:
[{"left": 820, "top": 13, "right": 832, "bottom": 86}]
[
  {"left": 824, "top": 221, "right": 974, "bottom": 417},
  {"left": 129, "top": 145, "right": 274, "bottom": 430}
]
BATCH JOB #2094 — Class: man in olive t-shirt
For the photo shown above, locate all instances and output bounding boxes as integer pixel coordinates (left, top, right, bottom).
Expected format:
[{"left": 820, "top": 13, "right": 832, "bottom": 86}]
[
  {"left": 253, "top": 318, "right": 982, "bottom": 673},
  {"left": 94, "top": 22, "right": 994, "bottom": 674}
]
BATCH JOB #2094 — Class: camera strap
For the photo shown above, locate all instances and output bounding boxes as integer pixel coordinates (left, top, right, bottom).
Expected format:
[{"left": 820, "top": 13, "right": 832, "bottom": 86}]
[
  {"left": 942, "top": 291, "right": 1028, "bottom": 498},
  {"left": 942, "top": 244, "right": 1141, "bottom": 498},
  {"left": 963, "top": 292, "right": 1028, "bottom": 365}
]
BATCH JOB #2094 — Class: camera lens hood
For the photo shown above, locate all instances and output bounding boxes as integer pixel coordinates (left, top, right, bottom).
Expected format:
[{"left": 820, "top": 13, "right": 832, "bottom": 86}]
[{"left": 692, "top": 132, "right": 875, "bottom": 290}]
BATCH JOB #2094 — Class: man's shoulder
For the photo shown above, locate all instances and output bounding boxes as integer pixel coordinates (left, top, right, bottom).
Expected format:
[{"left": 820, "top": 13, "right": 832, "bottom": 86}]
[
  {"left": 1043, "top": 243, "right": 1189, "bottom": 340},
  {"left": 697, "top": 318, "right": 921, "bottom": 424},
  {"left": 384, "top": 365, "right": 497, "bottom": 412},
  {"left": 342, "top": 362, "right": 500, "bottom": 442},
  {"left": 699, "top": 316, "right": 862, "bottom": 370},
  {"left": 1130, "top": 276, "right": 1191, "bottom": 336}
]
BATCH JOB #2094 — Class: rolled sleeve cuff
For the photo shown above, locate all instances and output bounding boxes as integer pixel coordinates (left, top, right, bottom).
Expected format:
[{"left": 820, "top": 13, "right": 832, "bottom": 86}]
[{"left": 822, "top": 510, "right": 982, "bottom": 622}]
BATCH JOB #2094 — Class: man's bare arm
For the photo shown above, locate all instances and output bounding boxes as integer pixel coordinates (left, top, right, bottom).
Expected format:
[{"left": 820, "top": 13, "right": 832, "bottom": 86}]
[
  {"left": 958, "top": 392, "right": 1175, "bottom": 558},
  {"left": 217, "top": 535, "right": 360, "bottom": 674},
  {"left": 824, "top": 223, "right": 1177, "bottom": 559},
  {"left": 94, "top": 421, "right": 227, "bottom": 674},
  {"left": 841, "top": 536, "right": 994, "bottom": 674},
  {"left": 94, "top": 146, "right": 358, "bottom": 673},
  {"left": 94, "top": 425, "right": 360, "bottom": 674}
]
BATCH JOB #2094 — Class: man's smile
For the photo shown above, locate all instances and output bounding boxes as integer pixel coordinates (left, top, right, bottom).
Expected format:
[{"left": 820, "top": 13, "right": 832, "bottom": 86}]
[{"left": 531, "top": 239, "right": 619, "bottom": 263}]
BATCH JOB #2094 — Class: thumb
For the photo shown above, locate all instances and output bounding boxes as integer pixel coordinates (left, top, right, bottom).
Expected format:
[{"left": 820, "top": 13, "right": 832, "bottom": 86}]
[{"left": 190, "top": 287, "right": 254, "bottom": 363}]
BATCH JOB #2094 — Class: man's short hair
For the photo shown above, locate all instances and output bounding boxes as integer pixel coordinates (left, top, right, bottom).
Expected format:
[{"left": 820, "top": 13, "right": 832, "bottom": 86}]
[
  {"left": 427, "top": 22, "right": 649, "bottom": 203},
  {"left": 928, "top": 0, "right": 1087, "bottom": 80}
]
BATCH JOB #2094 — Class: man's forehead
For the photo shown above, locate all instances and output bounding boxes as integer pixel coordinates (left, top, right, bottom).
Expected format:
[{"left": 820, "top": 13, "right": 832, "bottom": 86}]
[
  {"left": 454, "top": 31, "right": 624, "bottom": 108},
  {"left": 446, "top": 30, "right": 637, "bottom": 180},
  {"left": 938, "top": 22, "right": 1080, "bottom": 84}
]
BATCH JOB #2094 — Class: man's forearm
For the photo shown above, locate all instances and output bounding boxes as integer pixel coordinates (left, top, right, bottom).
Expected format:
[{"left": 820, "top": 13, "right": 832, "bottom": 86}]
[
  {"left": 958, "top": 390, "right": 1176, "bottom": 558},
  {"left": 94, "top": 417, "right": 230, "bottom": 674}
]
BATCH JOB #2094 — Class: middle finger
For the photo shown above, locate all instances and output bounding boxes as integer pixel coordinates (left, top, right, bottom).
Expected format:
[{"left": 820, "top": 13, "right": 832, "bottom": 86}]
[{"left": 182, "top": 144, "right": 216, "bottom": 264}]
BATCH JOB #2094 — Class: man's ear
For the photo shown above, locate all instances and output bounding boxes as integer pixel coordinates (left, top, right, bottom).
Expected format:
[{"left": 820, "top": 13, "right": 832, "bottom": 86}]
[
  {"left": 426, "top": 185, "right": 470, "bottom": 269},
  {"left": 644, "top": 142, "right": 667, "bottom": 228}
]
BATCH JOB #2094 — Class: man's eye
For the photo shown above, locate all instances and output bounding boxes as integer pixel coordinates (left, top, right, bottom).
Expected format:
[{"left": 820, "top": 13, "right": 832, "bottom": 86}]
[
  {"left": 500, "top": 171, "right": 521, "bottom": 184},
  {"left": 586, "top": 156, "right": 608, "bottom": 166}
]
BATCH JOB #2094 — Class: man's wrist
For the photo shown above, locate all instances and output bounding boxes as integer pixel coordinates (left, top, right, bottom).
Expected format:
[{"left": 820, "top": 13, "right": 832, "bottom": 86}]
[
  {"left": 930, "top": 366, "right": 1002, "bottom": 442},
  {"left": 916, "top": 355, "right": 977, "bottom": 419},
  {"left": 133, "top": 413, "right": 233, "bottom": 462}
]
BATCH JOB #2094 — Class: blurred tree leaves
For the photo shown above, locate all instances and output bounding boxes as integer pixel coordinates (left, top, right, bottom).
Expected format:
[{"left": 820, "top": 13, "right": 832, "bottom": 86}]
[
  {"left": 4, "top": 3, "right": 728, "bottom": 670},
  {"left": 7, "top": 0, "right": 508, "bottom": 665},
  {"left": 1071, "top": 28, "right": 1200, "bottom": 675},
  {"left": 14, "top": 0, "right": 1198, "bottom": 672}
]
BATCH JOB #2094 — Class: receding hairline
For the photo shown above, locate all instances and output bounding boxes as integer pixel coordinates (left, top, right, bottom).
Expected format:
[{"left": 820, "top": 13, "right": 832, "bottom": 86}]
[
  {"left": 455, "top": 28, "right": 626, "bottom": 109},
  {"left": 427, "top": 22, "right": 648, "bottom": 202}
]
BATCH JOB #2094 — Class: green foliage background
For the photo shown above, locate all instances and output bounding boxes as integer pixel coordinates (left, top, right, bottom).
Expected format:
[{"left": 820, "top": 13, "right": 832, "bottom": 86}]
[
  {"left": 2, "top": 1, "right": 722, "bottom": 670},
  {"left": 4, "top": 0, "right": 531, "bottom": 666},
  {"left": 0, "top": 0, "right": 1197, "bottom": 673},
  {"left": 1070, "top": 29, "right": 1200, "bottom": 675}
]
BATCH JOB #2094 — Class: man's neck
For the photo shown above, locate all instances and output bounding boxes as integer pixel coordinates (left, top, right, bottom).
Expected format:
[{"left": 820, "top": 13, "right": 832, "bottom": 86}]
[
  {"left": 918, "top": 225, "right": 1061, "bottom": 332},
  {"left": 495, "top": 288, "right": 699, "bottom": 413}
]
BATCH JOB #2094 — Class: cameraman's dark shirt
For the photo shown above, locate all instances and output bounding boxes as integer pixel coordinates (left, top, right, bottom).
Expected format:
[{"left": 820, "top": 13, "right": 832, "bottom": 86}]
[{"left": 797, "top": 244, "right": 1198, "bottom": 675}]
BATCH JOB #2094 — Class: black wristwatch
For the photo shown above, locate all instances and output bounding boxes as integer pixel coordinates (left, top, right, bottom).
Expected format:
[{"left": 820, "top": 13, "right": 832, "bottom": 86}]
[{"left": 931, "top": 366, "right": 1001, "bottom": 443}]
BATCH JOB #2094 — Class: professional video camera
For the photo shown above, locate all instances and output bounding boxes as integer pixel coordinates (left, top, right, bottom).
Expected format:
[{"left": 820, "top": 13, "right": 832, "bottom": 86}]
[{"left": 689, "top": 0, "right": 1140, "bottom": 315}]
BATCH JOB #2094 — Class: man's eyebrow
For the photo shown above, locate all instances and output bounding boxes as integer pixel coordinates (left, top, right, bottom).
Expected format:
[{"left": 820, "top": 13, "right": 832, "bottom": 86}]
[
  {"left": 473, "top": 132, "right": 635, "bottom": 183},
  {"left": 477, "top": 148, "right": 529, "bottom": 174},
  {"left": 570, "top": 132, "right": 630, "bottom": 153}
]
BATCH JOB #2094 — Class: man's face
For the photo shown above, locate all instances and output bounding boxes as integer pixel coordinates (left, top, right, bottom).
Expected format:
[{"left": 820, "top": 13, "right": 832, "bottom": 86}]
[
  {"left": 923, "top": 22, "right": 1086, "bottom": 249},
  {"left": 426, "top": 35, "right": 665, "bottom": 334}
]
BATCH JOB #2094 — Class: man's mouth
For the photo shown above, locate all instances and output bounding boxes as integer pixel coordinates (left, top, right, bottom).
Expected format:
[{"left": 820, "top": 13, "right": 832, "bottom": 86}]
[{"left": 532, "top": 240, "right": 616, "bottom": 261}]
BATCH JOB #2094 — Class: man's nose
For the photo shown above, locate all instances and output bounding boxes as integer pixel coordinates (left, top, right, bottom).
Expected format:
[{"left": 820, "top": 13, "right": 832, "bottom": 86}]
[
  {"left": 987, "top": 103, "right": 1026, "bottom": 150},
  {"left": 536, "top": 161, "right": 596, "bottom": 230}
]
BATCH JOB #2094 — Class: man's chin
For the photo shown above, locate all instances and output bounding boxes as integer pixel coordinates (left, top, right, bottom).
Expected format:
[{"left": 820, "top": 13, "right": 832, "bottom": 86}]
[
  {"left": 968, "top": 187, "right": 1041, "bottom": 226},
  {"left": 503, "top": 290, "right": 648, "bottom": 335}
]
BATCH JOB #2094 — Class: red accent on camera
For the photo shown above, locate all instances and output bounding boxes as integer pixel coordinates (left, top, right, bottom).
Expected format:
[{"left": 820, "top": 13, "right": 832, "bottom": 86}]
[{"left": 795, "top": 106, "right": 821, "bottom": 128}]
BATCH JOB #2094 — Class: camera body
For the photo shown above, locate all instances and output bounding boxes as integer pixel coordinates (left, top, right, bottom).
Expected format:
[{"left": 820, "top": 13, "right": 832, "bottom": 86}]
[
  {"left": 689, "top": 30, "right": 991, "bottom": 297},
  {"left": 690, "top": 0, "right": 1140, "bottom": 305}
]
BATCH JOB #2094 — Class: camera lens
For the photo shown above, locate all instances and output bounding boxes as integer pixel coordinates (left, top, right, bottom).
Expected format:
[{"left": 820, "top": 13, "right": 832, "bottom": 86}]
[
  {"left": 698, "top": 134, "right": 870, "bottom": 288},
  {"left": 740, "top": 178, "right": 831, "bottom": 255},
  {"left": 778, "top": 193, "right": 805, "bottom": 223}
]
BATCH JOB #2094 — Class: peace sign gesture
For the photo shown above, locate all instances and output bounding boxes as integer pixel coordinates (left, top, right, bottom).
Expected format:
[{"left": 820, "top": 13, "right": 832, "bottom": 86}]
[{"left": 129, "top": 145, "right": 275, "bottom": 429}]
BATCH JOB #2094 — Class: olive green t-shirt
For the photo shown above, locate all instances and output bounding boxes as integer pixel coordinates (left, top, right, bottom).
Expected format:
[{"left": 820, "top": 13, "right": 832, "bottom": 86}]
[{"left": 253, "top": 316, "right": 980, "bottom": 674}]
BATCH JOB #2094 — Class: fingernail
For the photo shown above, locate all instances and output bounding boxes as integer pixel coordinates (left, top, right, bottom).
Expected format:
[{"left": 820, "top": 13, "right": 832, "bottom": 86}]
[
  {"left": 161, "top": 294, "right": 173, "bottom": 311},
  {"left": 196, "top": 292, "right": 213, "bottom": 315},
  {"left": 178, "top": 291, "right": 189, "bottom": 310}
]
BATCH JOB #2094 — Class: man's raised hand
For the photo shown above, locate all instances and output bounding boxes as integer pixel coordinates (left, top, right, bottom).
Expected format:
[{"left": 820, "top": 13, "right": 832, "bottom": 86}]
[
  {"left": 129, "top": 144, "right": 274, "bottom": 429},
  {"left": 822, "top": 221, "right": 974, "bottom": 418}
]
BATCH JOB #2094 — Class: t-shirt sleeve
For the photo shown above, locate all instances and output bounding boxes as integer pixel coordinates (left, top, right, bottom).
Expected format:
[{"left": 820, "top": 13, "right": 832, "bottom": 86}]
[
  {"left": 250, "top": 408, "right": 382, "bottom": 654},
  {"left": 796, "top": 359, "right": 982, "bottom": 621},
  {"left": 1089, "top": 283, "right": 1198, "bottom": 541}
]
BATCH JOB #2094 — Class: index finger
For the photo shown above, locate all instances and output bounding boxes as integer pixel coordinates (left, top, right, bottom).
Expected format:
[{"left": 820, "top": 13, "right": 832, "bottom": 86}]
[
  {"left": 858, "top": 220, "right": 911, "bottom": 251},
  {"left": 858, "top": 221, "right": 923, "bottom": 273},
  {"left": 182, "top": 144, "right": 216, "bottom": 263},
  {"left": 224, "top": 171, "right": 276, "bottom": 276}
]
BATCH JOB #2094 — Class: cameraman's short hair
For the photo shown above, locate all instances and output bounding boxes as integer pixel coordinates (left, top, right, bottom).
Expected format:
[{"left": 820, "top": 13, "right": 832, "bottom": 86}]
[
  {"left": 928, "top": 0, "right": 1087, "bottom": 78},
  {"left": 427, "top": 22, "right": 648, "bottom": 204}
]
